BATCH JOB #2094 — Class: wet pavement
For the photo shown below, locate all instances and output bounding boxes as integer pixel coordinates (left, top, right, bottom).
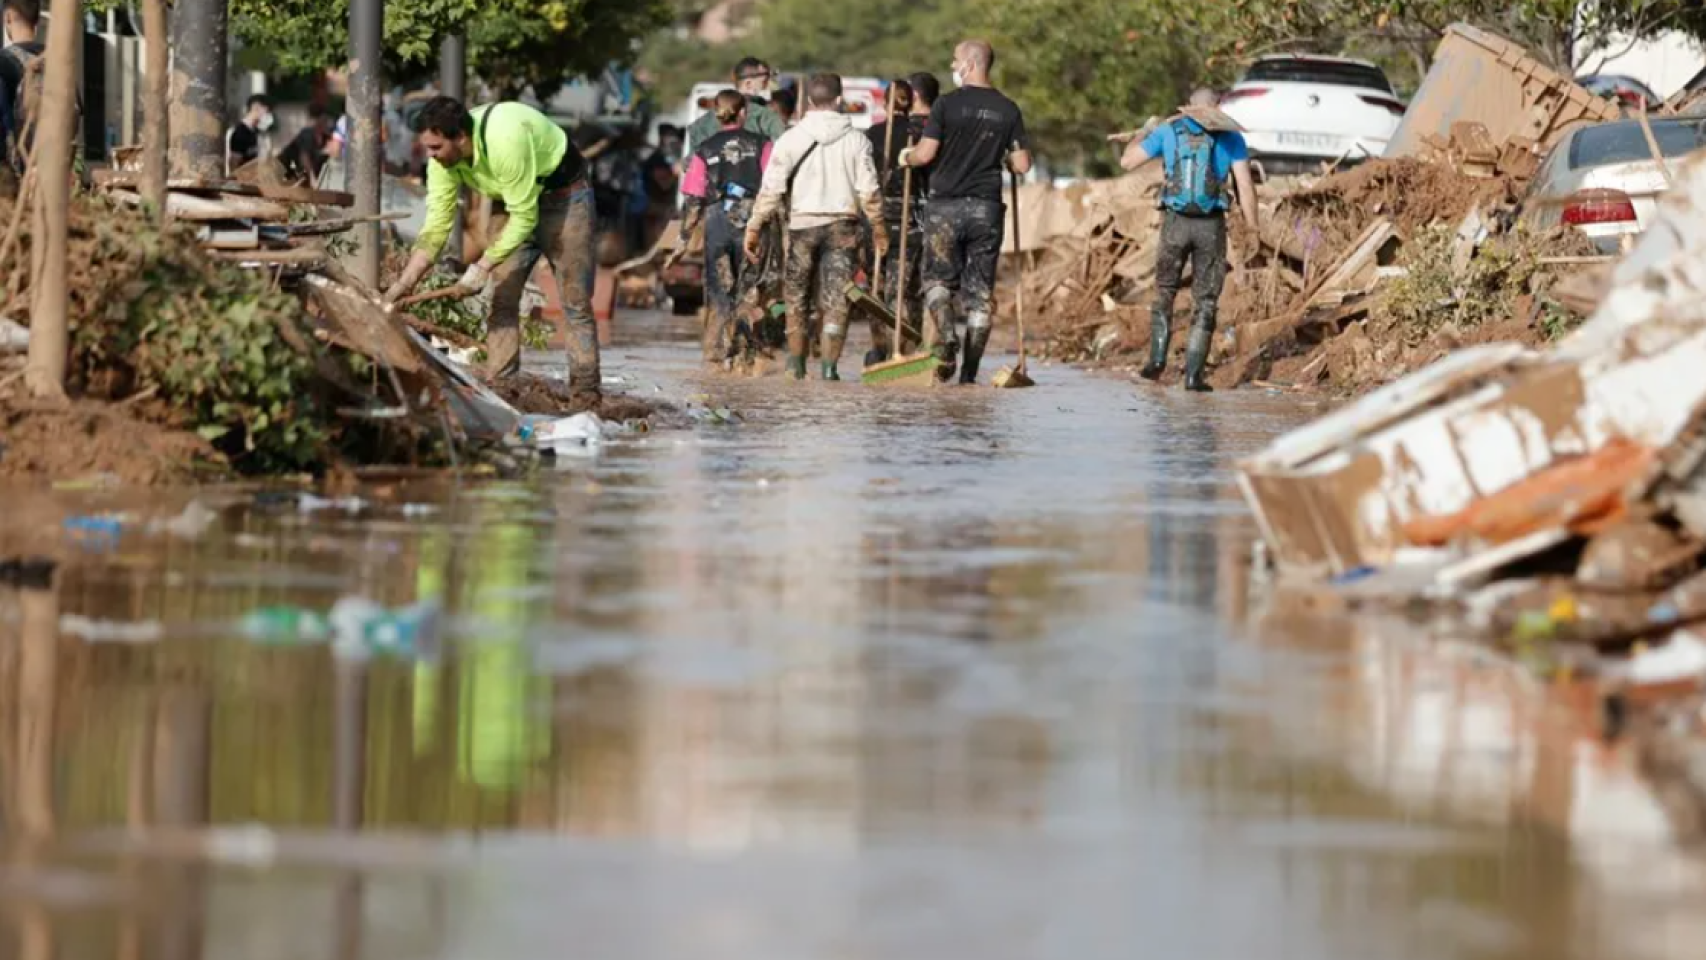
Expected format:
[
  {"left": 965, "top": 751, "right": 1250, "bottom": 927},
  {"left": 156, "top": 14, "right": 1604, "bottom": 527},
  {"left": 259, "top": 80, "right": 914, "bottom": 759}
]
[{"left": 1, "top": 312, "right": 1702, "bottom": 959}]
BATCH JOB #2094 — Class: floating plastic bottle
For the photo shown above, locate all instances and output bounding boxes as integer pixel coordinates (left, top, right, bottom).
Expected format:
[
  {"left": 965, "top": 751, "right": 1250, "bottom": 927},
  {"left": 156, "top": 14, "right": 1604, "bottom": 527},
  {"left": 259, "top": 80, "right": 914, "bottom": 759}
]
[
  {"left": 329, "top": 596, "right": 443, "bottom": 660},
  {"left": 238, "top": 606, "right": 332, "bottom": 644}
]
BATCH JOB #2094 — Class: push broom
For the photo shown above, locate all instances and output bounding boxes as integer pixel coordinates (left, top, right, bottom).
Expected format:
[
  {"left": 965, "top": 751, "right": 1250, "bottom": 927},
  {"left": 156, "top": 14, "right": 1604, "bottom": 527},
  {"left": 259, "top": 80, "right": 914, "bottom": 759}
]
[
  {"left": 859, "top": 134, "right": 940, "bottom": 385},
  {"left": 991, "top": 166, "right": 1035, "bottom": 389}
]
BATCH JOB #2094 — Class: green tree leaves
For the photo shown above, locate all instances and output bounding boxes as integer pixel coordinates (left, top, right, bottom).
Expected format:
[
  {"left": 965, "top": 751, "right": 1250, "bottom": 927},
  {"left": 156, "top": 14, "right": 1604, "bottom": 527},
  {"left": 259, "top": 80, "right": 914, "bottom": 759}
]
[
  {"left": 468, "top": 0, "right": 671, "bottom": 101},
  {"left": 230, "top": 0, "right": 478, "bottom": 76},
  {"left": 225, "top": 0, "right": 668, "bottom": 100}
]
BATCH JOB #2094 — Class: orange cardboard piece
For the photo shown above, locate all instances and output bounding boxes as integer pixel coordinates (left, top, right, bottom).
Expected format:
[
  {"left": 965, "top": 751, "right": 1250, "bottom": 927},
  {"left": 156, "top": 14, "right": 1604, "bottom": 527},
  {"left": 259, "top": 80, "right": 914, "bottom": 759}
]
[{"left": 1402, "top": 438, "right": 1656, "bottom": 547}]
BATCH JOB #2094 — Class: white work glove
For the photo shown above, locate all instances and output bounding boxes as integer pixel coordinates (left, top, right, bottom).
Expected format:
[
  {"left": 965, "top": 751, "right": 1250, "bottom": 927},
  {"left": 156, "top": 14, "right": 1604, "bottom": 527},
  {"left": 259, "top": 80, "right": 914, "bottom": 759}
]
[
  {"left": 457, "top": 261, "right": 491, "bottom": 293},
  {"left": 897, "top": 146, "right": 916, "bottom": 168}
]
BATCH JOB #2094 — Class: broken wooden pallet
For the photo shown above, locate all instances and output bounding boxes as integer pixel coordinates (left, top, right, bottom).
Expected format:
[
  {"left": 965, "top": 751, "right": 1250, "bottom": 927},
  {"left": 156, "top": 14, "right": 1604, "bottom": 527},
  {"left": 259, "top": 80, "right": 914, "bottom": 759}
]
[{"left": 93, "top": 170, "right": 356, "bottom": 207}]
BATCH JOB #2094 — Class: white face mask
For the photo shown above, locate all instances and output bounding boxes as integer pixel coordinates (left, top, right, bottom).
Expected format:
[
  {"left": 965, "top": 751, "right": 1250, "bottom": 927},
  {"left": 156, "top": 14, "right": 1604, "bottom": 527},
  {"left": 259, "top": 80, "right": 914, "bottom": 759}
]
[
  {"left": 951, "top": 67, "right": 964, "bottom": 88},
  {"left": 257, "top": 113, "right": 275, "bottom": 133}
]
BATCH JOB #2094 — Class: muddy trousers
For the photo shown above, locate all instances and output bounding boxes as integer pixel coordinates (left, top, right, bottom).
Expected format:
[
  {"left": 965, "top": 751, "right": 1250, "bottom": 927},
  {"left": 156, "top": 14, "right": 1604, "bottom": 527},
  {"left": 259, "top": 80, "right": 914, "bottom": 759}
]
[
  {"left": 783, "top": 219, "right": 862, "bottom": 376},
  {"left": 701, "top": 202, "right": 753, "bottom": 363},
  {"left": 867, "top": 205, "right": 924, "bottom": 362},
  {"left": 488, "top": 183, "right": 601, "bottom": 401},
  {"left": 921, "top": 197, "right": 1004, "bottom": 383},
  {"left": 1148, "top": 210, "right": 1228, "bottom": 384}
]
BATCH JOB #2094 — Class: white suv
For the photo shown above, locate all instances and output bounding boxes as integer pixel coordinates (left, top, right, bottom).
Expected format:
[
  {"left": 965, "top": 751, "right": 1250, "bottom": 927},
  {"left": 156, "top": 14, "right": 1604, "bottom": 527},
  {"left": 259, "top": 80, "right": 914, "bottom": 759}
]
[{"left": 1219, "top": 55, "right": 1405, "bottom": 174}]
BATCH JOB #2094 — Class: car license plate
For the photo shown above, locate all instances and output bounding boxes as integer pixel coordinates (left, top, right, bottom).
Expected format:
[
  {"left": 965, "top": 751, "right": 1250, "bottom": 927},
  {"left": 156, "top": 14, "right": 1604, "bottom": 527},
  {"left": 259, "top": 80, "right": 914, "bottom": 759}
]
[{"left": 1277, "top": 132, "right": 1340, "bottom": 151}]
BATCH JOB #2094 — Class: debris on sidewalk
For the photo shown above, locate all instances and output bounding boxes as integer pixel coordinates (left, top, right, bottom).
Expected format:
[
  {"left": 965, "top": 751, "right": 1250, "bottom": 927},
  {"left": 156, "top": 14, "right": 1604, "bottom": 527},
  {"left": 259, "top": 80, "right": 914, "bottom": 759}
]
[
  {"left": 1004, "top": 24, "right": 1622, "bottom": 396},
  {"left": 0, "top": 176, "right": 665, "bottom": 484},
  {"left": 1241, "top": 149, "right": 1706, "bottom": 777}
]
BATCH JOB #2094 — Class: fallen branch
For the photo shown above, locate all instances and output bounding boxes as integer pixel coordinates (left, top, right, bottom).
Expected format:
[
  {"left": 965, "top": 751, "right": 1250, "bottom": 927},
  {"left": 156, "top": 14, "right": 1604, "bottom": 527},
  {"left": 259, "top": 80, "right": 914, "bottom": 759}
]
[{"left": 0, "top": 162, "right": 38, "bottom": 278}]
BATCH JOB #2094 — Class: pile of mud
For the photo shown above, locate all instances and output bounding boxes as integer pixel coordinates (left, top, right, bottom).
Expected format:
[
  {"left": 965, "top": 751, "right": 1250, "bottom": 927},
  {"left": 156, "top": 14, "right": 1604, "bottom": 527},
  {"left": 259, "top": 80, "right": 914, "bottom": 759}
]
[
  {"left": 0, "top": 394, "right": 218, "bottom": 486},
  {"left": 1014, "top": 156, "right": 1587, "bottom": 396},
  {"left": 491, "top": 374, "right": 678, "bottom": 426}
]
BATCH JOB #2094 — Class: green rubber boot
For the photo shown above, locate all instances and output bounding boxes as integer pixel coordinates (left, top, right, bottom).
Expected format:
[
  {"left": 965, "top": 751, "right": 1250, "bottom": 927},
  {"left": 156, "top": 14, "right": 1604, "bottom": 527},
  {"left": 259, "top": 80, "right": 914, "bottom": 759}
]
[
  {"left": 1139, "top": 306, "right": 1171, "bottom": 381},
  {"left": 821, "top": 360, "right": 841, "bottom": 381},
  {"left": 1183, "top": 326, "right": 1214, "bottom": 393},
  {"left": 959, "top": 327, "right": 991, "bottom": 385},
  {"left": 786, "top": 355, "right": 807, "bottom": 380}
]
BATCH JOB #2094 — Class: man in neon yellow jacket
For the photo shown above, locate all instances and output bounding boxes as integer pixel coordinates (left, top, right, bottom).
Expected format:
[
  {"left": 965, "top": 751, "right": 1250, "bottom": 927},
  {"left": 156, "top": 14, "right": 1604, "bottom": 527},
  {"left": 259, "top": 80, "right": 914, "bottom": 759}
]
[{"left": 385, "top": 96, "right": 600, "bottom": 403}]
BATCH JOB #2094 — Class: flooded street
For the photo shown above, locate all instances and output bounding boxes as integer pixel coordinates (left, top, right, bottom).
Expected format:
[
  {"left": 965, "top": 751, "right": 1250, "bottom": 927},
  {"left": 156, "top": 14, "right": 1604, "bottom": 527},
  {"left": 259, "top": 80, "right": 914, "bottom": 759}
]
[{"left": 1, "top": 312, "right": 1701, "bottom": 960}]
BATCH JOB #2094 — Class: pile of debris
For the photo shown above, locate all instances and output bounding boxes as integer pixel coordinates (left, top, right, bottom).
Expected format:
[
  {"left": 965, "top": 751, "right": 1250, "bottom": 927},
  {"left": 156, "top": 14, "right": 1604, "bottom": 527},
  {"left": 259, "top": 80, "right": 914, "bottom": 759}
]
[
  {"left": 1007, "top": 23, "right": 1627, "bottom": 395},
  {"left": 93, "top": 165, "right": 369, "bottom": 273},
  {"left": 1240, "top": 150, "right": 1706, "bottom": 796},
  {"left": 0, "top": 162, "right": 654, "bottom": 484}
]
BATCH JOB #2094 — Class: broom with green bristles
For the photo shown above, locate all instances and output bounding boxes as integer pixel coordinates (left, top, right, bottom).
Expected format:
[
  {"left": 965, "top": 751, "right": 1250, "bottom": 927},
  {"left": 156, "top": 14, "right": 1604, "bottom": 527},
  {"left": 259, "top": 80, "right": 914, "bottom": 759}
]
[
  {"left": 991, "top": 166, "right": 1036, "bottom": 389},
  {"left": 861, "top": 133, "right": 940, "bottom": 386}
]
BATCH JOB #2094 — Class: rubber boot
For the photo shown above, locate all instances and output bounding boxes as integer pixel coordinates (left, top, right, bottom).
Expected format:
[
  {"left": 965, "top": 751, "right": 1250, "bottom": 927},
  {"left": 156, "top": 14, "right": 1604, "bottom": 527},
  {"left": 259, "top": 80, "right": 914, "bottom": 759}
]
[
  {"left": 1183, "top": 325, "right": 1214, "bottom": 393},
  {"left": 786, "top": 355, "right": 807, "bottom": 381},
  {"left": 923, "top": 289, "right": 958, "bottom": 383},
  {"left": 933, "top": 341, "right": 958, "bottom": 383},
  {"left": 959, "top": 326, "right": 991, "bottom": 385},
  {"left": 1139, "top": 307, "right": 1171, "bottom": 381},
  {"left": 821, "top": 360, "right": 841, "bottom": 381}
]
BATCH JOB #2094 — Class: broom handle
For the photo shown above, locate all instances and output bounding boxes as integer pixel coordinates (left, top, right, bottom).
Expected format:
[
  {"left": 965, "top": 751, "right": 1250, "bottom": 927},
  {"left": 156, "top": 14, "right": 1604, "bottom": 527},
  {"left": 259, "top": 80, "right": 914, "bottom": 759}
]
[
  {"left": 895, "top": 135, "right": 915, "bottom": 358},
  {"left": 869, "top": 87, "right": 898, "bottom": 336},
  {"left": 1009, "top": 166, "right": 1026, "bottom": 369}
]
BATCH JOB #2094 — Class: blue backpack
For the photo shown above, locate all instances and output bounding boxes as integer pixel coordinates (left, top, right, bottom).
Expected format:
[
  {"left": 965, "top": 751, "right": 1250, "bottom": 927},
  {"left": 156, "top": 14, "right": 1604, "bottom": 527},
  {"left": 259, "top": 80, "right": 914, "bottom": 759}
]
[{"left": 1160, "top": 120, "right": 1225, "bottom": 216}]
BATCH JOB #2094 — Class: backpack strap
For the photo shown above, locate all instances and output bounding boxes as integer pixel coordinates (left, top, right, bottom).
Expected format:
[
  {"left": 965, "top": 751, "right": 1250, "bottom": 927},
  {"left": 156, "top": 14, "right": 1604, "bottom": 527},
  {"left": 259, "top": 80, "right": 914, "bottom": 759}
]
[
  {"left": 474, "top": 103, "right": 496, "bottom": 161},
  {"left": 785, "top": 140, "right": 818, "bottom": 196}
]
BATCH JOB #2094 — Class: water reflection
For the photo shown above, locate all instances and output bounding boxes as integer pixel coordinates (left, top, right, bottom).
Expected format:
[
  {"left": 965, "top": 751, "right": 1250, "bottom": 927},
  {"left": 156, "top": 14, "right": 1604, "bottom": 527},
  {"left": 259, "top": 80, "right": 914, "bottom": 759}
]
[{"left": 0, "top": 332, "right": 1702, "bottom": 958}]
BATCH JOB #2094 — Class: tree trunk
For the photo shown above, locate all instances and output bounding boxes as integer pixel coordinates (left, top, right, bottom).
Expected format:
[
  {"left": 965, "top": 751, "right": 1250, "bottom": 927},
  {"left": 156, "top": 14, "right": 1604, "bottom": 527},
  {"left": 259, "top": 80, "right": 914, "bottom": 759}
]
[
  {"left": 168, "top": 0, "right": 228, "bottom": 179},
  {"left": 347, "top": 0, "right": 384, "bottom": 286},
  {"left": 141, "top": 0, "right": 169, "bottom": 222},
  {"left": 23, "top": 0, "right": 82, "bottom": 401}
]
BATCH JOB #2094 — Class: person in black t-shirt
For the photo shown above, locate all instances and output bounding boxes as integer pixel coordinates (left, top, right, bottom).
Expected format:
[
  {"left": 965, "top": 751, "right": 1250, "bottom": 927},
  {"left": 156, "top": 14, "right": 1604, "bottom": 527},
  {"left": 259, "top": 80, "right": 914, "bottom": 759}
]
[
  {"left": 898, "top": 41, "right": 1030, "bottom": 384},
  {"left": 278, "top": 104, "right": 334, "bottom": 183},
  {"left": 225, "top": 95, "right": 274, "bottom": 175}
]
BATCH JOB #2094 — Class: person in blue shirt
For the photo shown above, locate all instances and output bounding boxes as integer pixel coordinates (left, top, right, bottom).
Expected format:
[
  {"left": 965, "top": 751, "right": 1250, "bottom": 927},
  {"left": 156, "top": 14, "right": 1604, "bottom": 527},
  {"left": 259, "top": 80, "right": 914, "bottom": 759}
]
[{"left": 1121, "top": 88, "right": 1259, "bottom": 392}]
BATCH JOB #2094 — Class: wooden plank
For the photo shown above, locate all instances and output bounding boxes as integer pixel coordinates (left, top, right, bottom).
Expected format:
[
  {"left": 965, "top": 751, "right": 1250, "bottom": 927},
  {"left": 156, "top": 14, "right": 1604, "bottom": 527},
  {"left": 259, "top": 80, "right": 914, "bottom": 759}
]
[
  {"left": 168, "top": 191, "right": 291, "bottom": 222},
  {"left": 196, "top": 224, "right": 261, "bottom": 250},
  {"left": 252, "top": 183, "right": 357, "bottom": 207},
  {"left": 259, "top": 212, "right": 410, "bottom": 239},
  {"left": 94, "top": 170, "right": 264, "bottom": 196},
  {"left": 1305, "top": 219, "right": 1395, "bottom": 310},
  {"left": 108, "top": 189, "right": 292, "bottom": 222},
  {"left": 93, "top": 169, "right": 355, "bottom": 207},
  {"left": 303, "top": 276, "right": 425, "bottom": 374},
  {"left": 210, "top": 246, "right": 329, "bottom": 267}
]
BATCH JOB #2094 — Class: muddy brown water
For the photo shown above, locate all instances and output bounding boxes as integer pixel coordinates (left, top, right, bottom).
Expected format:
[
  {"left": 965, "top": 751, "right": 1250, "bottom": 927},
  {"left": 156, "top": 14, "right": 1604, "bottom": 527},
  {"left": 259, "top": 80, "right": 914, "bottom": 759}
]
[{"left": 0, "top": 312, "right": 1702, "bottom": 959}]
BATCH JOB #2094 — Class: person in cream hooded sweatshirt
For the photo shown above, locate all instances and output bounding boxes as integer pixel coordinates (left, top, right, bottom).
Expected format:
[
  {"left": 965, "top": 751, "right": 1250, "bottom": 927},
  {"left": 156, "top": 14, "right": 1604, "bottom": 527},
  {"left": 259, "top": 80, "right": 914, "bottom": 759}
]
[{"left": 745, "top": 73, "right": 887, "bottom": 381}]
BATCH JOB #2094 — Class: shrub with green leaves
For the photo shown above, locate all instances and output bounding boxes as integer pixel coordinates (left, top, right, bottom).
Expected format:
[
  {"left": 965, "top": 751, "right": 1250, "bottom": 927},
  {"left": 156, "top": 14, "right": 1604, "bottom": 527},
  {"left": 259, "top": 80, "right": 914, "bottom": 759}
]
[
  {"left": 408, "top": 268, "right": 554, "bottom": 357},
  {"left": 1378, "top": 223, "right": 1595, "bottom": 341},
  {"left": 60, "top": 201, "right": 332, "bottom": 470}
]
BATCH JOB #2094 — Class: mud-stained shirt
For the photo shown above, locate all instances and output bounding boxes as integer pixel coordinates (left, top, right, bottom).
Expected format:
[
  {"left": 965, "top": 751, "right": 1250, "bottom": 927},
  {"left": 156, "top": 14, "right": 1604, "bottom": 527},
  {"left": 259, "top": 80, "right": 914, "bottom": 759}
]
[
  {"left": 922, "top": 86, "right": 1028, "bottom": 203},
  {"left": 416, "top": 102, "right": 578, "bottom": 267}
]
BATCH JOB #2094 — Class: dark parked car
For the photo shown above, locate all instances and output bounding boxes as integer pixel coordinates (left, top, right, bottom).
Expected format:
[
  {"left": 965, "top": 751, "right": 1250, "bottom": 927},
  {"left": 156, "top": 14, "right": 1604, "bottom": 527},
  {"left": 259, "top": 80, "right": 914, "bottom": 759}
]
[{"left": 1577, "top": 74, "right": 1663, "bottom": 112}]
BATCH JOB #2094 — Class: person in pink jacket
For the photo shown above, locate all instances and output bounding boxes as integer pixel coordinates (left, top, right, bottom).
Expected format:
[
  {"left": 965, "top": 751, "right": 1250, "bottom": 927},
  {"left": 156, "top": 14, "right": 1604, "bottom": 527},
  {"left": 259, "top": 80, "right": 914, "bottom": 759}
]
[{"left": 681, "top": 90, "right": 773, "bottom": 367}]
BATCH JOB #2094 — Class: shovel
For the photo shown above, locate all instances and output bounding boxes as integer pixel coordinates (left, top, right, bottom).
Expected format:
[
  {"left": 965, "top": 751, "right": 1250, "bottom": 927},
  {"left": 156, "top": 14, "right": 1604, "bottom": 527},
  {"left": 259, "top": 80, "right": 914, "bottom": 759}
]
[{"left": 991, "top": 167, "right": 1035, "bottom": 389}]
